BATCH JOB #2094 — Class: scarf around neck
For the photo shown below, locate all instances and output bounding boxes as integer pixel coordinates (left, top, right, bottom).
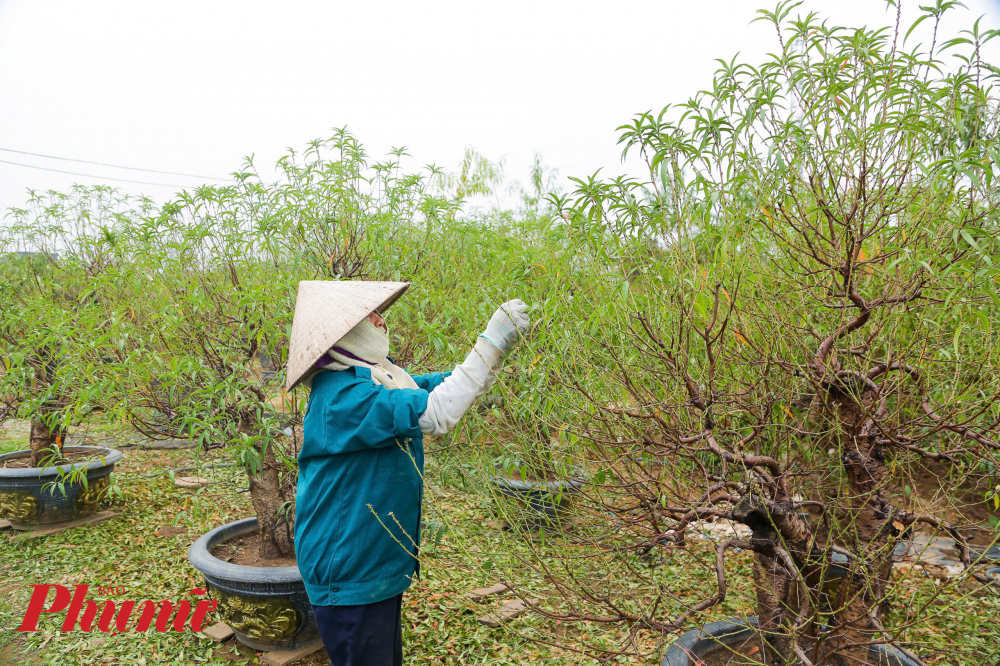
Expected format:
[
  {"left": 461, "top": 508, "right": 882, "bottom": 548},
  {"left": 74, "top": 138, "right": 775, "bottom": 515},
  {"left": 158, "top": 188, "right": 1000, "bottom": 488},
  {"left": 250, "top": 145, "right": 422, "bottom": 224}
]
[{"left": 314, "top": 320, "right": 418, "bottom": 390}]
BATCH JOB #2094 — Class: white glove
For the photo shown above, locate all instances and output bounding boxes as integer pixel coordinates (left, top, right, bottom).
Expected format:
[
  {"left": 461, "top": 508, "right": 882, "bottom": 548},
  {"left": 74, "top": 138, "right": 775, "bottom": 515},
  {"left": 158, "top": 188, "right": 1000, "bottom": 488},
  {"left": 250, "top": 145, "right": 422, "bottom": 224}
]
[
  {"left": 480, "top": 299, "right": 530, "bottom": 354},
  {"left": 418, "top": 337, "right": 503, "bottom": 435}
]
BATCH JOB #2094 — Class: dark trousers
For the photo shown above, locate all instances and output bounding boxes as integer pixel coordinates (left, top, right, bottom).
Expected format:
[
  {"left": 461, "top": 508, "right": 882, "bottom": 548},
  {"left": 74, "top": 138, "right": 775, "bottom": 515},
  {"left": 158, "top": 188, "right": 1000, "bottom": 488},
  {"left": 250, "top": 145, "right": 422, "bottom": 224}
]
[{"left": 313, "top": 594, "right": 403, "bottom": 666}]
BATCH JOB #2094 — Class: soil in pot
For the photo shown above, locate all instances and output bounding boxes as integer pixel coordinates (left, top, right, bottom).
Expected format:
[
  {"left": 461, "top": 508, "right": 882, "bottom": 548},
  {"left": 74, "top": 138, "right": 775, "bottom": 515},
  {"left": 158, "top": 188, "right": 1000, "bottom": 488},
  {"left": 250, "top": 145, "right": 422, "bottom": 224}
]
[
  {"left": 696, "top": 636, "right": 766, "bottom": 665},
  {"left": 1, "top": 448, "right": 96, "bottom": 469},
  {"left": 681, "top": 636, "right": 906, "bottom": 666},
  {"left": 699, "top": 641, "right": 915, "bottom": 666},
  {"left": 211, "top": 529, "right": 296, "bottom": 568},
  {"left": 668, "top": 624, "right": 918, "bottom": 666}
]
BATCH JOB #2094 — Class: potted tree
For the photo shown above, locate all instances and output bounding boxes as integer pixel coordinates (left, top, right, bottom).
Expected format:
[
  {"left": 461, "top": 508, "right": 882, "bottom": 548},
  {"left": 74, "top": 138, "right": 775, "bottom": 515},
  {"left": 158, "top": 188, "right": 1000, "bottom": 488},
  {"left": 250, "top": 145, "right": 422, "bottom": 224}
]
[
  {"left": 491, "top": 421, "right": 586, "bottom": 531},
  {"left": 0, "top": 188, "right": 128, "bottom": 529},
  {"left": 499, "top": 5, "right": 1000, "bottom": 665},
  {"left": 98, "top": 133, "right": 447, "bottom": 651},
  {"left": 102, "top": 187, "right": 309, "bottom": 651}
]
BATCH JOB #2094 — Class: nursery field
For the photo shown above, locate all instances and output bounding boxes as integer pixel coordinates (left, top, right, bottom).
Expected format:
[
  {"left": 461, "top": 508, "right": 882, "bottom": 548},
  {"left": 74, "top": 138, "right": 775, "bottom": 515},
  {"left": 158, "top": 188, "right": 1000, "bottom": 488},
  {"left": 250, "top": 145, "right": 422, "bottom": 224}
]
[
  {"left": 4, "top": 5, "right": 1000, "bottom": 665},
  {"left": 1, "top": 419, "right": 998, "bottom": 666},
  {"left": 0, "top": 419, "right": 734, "bottom": 666}
]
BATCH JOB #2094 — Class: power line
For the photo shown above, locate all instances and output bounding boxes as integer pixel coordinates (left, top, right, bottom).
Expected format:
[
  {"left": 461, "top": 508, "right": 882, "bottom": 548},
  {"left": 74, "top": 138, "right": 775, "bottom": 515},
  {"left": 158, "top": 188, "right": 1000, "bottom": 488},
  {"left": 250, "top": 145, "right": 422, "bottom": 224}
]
[
  {"left": 0, "top": 147, "right": 231, "bottom": 182},
  {"left": 0, "top": 158, "right": 193, "bottom": 188}
]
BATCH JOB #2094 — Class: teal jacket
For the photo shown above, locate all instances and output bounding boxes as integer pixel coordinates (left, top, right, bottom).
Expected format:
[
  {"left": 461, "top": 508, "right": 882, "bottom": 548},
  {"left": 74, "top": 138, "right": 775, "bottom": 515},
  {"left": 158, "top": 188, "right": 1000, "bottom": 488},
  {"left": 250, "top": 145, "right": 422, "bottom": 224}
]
[{"left": 295, "top": 366, "right": 449, "bottom": 606}]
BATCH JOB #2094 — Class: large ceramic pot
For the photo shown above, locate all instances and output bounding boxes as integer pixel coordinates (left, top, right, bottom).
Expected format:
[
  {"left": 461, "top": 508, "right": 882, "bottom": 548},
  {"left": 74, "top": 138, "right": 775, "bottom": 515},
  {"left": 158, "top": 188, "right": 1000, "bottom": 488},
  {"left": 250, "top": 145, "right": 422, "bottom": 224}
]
[
  {"left": 490, "top": 463, "right": 586, "bottom": 530},
  {"left": 661, "top": 617, "right": 920, "bottom": 666},
  {"left": 188, "top": 517, "right": 319, "bottom": 652},
  {"left": 0, "top": 445, "right": 122, "bottom": 529}
]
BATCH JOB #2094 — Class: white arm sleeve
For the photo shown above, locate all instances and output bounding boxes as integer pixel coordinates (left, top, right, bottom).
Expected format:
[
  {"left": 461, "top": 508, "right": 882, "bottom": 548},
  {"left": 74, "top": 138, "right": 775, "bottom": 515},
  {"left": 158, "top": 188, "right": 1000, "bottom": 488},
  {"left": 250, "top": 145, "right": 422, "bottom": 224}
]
[{"left": 418, "top": 337, "right": 503, "bottom": 435}]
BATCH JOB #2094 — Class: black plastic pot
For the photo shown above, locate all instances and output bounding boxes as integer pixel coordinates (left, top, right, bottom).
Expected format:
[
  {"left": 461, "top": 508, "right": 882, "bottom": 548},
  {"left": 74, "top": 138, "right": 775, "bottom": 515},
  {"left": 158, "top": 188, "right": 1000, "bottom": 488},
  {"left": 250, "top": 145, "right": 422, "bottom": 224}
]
[
  {"left": 256, "top": 350, "right": 279, "bottom": 371},
  {"left": 662, "top": 617, "right": 920, "bottom": 666},
  {"left": 490, "top": 464, "right": 586, "bottom": 530},
  {"left": 971, "top": 544, "right": 1000, "bottom": 561},
  {"left": 817, "top": 544, "right": 910, "bottom": 609},
  {"left": 188, "top": 517, "right": 319, "bottom": 652},
  {"left": 0, "top": 445, "right": 122, "bottom": 529},
  {"left": 256, "top": 350, "right": 282, "bottom": 384}
]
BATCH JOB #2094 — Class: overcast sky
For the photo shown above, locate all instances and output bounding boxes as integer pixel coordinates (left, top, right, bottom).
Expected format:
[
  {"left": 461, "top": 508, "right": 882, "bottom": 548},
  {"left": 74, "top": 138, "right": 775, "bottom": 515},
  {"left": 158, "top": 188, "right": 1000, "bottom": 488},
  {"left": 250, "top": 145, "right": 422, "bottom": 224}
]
[{"left": 2, "top": 0, "right": 999, "bottom": 216}]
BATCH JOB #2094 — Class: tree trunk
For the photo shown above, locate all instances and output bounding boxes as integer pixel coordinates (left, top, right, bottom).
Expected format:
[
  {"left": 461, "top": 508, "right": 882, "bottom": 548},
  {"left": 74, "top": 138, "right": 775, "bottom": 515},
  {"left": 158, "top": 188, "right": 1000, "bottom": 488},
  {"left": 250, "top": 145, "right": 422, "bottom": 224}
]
[
  {"left": 825, "top": 386, "right": 897, "bottom": 665},
  {"left": 744, "top": 382, "right": 900, "bottom": 665},
  {"left": 29, "top": 351, "right": 66, "bottom": 468},
  {"left": 247, "top": 442, "right": 296, "bottom": 560},
  {"left": 29, "top": 417, "right": 64, "bottom": 468},
  {"left": 753, "top": 539, "right": 820, "bottom": 664},
  {"left": 753, "top": 552, "right": 799, "bottom": 662},
  {"left": 734, "top": 493, "right": 814, "bottom": 663}
]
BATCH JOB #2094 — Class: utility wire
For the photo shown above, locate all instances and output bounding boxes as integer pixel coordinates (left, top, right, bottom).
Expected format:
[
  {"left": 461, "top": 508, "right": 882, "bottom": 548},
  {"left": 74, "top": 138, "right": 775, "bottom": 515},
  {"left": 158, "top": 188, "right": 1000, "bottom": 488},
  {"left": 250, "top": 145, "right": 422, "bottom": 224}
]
[
  {"left": 0, "top": 146, "right": 231, "bottom": 182},
  {"left": 0, "top": 158, "right": 196, "bottom": 188}
]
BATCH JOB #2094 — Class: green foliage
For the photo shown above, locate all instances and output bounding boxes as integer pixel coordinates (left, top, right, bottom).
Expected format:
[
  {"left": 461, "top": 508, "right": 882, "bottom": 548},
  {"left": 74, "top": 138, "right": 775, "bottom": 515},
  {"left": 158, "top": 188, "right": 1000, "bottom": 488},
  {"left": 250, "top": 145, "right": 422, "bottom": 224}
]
[
  {"left": 2, "top": 3, "right": 1000, "bottom": 662},
  {"left": 486, "top": 3, "right": 1000, "bottom": 663}
]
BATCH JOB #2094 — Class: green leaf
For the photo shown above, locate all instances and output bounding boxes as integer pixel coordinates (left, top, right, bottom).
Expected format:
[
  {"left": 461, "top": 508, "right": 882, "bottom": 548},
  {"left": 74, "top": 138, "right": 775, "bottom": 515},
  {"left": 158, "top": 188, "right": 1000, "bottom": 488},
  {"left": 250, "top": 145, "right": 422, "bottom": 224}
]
[
  {"left": 959, "top": 229, "right": 982, "bottom": 254},
  {"left": 904, "top": 14, "right": 931, "bottom": 43}
]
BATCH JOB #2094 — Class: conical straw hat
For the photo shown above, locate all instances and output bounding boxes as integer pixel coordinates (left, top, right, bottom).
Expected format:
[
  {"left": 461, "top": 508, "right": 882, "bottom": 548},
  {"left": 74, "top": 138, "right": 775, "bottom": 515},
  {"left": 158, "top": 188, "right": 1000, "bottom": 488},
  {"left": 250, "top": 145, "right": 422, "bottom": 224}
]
[{"left": 285, "top": 280, "right": 409, "bottom": 390}]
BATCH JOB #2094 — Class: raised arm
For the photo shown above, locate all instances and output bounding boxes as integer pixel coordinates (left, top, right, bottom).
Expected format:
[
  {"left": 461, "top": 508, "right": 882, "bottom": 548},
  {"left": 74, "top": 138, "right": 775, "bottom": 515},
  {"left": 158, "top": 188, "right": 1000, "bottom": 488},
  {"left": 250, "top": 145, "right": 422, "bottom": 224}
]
[{"left": 418, "top": 299, "right": 529, "bottom": 435}]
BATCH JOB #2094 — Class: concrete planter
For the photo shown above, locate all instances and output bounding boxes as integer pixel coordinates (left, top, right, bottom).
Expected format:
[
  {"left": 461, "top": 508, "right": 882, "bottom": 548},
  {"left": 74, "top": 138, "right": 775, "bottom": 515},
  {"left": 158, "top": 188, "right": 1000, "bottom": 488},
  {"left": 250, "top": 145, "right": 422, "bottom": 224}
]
[
  {"left": 188, "top": 517, "right": 319, "bottom": 652},
  {"left": 0, "top": 445, "right": 121, "bottom": 529}
]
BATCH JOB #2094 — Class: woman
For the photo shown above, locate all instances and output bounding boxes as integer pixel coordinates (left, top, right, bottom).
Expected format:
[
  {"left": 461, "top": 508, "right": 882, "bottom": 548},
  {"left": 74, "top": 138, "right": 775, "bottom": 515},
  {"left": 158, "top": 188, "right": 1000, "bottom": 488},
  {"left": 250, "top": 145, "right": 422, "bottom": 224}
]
[{"left": 286, "top": 280, "right": 529, "bottom": 666}]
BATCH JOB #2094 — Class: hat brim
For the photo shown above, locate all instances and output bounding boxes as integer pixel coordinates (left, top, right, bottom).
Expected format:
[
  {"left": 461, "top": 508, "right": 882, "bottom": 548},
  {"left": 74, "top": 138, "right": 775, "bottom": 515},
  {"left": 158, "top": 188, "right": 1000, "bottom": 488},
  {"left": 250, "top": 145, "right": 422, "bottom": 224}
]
[{"left": 284, "top": 280, "right": 410, "bottom": 390}]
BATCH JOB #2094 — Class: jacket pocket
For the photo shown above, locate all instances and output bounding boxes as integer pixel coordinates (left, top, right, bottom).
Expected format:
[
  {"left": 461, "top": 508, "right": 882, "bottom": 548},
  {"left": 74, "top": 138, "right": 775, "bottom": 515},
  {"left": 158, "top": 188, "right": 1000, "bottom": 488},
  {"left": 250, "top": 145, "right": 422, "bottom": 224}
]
[{"left": 322, "top": 493, "right": 347, "bottom": 584}]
